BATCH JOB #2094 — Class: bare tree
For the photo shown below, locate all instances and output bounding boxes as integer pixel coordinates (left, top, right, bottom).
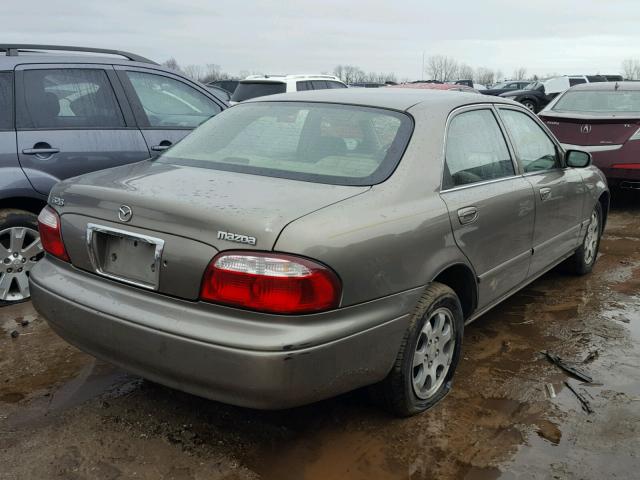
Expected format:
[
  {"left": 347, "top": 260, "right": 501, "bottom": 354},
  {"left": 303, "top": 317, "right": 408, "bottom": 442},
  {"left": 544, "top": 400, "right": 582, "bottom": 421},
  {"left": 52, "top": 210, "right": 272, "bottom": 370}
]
[
  {"left": 333, "top": 65, "right": 366, "bottom": 84},
  {"left": 513, "top": 67, "right": 527, "bottom": 80},
  {"left": 162, "top": 57, "right": 182, "bottom": 73},
  {"left": 458, "top": 63, "right": 475, "bottom": 81},
  {"left": 622, "top": 58, "right": 640, "bottom": 80},
  {"left": 426, "top": 55, "right": 458, "bottom": 82},
  {"left": 475, "top": 67, "right": 497, "bottom": 86},
  {"left": 183, "top": 64, "right": 206, "bottom": 81}
]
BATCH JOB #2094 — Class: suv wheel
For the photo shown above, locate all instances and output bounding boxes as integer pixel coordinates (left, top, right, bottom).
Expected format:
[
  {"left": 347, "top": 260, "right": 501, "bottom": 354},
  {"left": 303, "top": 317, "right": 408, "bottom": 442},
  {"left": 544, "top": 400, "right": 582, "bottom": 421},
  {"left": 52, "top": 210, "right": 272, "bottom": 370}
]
[
  {"left": 371, "top": 282, "right": 464, "bottom": 417},
  {"left": 521, "top": 99, "right": 537, "bottom": 112},
  {"left": 0, "top": 209, "right": 44, "bottom": 305}
]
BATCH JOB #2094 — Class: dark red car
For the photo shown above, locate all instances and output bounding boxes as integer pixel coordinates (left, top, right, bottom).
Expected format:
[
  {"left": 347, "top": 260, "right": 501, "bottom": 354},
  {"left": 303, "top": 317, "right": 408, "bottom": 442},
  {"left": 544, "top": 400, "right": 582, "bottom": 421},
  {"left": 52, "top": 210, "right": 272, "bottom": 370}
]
[{"left": 539, "top": 82, "right": 640, "bottom": 190}]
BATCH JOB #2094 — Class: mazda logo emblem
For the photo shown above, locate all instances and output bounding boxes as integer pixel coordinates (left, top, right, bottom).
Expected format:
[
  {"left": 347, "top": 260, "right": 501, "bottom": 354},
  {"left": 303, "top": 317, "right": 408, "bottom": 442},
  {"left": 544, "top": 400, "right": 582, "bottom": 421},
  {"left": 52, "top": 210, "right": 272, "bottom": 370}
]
[
  {"left": 118, "top": 205, "right": 133, "bottom": 222},
  {"left": 580, "top": 124, "right": 592, "bottom": 134}
]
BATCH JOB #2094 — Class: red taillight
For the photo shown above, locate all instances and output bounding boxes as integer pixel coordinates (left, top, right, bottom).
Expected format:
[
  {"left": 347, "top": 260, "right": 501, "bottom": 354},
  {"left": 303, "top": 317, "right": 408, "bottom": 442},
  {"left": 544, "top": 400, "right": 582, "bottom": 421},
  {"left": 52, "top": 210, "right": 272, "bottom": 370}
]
[
  {"left": 200, "top": 251, "right": 341, "bottom": 314},
  {"left": 612, "top": 163, "right": 640, "bottom": 170},
  {"left": 37, "top": 206, "right": 69, "bottom": 262}
]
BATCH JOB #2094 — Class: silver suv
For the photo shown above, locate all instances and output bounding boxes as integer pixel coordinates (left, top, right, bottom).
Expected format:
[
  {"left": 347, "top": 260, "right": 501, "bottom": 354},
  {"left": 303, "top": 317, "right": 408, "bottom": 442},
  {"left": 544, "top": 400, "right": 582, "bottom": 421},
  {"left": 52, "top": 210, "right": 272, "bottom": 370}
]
[{"left": 0, "top": 44, "right": 227, "bottom": 304}]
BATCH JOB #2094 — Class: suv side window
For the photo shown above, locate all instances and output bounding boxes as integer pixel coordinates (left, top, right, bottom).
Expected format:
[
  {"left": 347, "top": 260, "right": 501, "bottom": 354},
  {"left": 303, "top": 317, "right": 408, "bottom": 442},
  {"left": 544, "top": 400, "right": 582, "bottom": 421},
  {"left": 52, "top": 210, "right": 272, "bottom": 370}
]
[
  {"left": 0, "top": 72, "right": 12, "bottom": 130},
  {"left": 444, "top": 109, "right": 515, "bottom": 189},
  {"left": 125, "top": 71, "right": 221, "bottom": 128},
  {"left": 326, "top": 81, "right": 347, "bottom": 89},
  {"left": 569, "top": 78, "right": 587, "bottom": 87},
  {"left": 19, "top": 69, "right": 125, "bottom": 129},
  {"left": 499, "top": 109, "right": 560, "bottom": 173},
  {"left": 296, "top": 81, "right": 313, "bottom": 91},
  {"left": 311, "top": 80, "right": 329, "bottom": 90}
]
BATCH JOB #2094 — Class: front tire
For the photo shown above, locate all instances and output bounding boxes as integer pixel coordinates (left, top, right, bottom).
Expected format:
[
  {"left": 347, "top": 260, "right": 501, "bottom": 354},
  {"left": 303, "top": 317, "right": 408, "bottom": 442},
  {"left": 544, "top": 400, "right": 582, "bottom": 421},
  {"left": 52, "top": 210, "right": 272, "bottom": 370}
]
[
  {"left": 0, "top": 209, "right": 44, "bottom": 306},
  {"left": 568, "top": 202, "right": 603, "bottom": 275},
  {"left": 372, "top": 282, "right": 464, "bottom": 417}
]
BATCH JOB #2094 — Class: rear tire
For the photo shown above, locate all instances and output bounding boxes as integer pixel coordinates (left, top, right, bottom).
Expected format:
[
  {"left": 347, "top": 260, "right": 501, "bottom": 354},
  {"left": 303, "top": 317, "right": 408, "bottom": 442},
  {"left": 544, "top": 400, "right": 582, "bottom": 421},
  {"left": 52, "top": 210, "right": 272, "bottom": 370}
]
[
  {"left": 371, "top": 282, "right": 464, "bottom": 417},
  {"left": 0, "top": 209, "right": 43, "bottom": 306},
  {"left": 521, "top": 99, "right": 537, "bottom": 112},
  {"left": 567, "top": 202, "right": 603, "bottom": 275}
]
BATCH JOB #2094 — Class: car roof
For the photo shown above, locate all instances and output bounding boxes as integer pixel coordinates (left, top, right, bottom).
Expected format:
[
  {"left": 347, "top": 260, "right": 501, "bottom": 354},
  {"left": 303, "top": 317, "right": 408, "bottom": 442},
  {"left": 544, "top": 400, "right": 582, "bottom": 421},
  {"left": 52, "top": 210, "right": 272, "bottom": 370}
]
[
  {"left": 569, "top": 81, "right": 640, "bottom": 91},
  {"left": 245, "top": 87, "right": 515, "bottom": 112},
  {"left": 0, "top": 52, "right": 164, "bottom": 70},
  {"left": 241, "top": 74, "right": 343, "bottom": 83}
]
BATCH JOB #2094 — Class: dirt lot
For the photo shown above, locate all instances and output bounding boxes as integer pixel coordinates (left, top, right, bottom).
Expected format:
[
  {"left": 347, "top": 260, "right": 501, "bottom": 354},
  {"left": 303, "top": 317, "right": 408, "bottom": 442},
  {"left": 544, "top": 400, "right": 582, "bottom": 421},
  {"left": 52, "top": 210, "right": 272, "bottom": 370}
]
[{"left": 1, "top": 197, "right": 639, "bottom": 480}]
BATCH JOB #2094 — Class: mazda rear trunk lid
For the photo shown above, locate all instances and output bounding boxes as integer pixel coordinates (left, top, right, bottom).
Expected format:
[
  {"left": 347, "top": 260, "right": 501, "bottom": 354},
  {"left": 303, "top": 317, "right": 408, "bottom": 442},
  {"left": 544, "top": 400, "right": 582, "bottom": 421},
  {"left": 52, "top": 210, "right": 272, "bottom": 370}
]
[{"left": 52, "top": 160, "right": 369, "bottom": 253}]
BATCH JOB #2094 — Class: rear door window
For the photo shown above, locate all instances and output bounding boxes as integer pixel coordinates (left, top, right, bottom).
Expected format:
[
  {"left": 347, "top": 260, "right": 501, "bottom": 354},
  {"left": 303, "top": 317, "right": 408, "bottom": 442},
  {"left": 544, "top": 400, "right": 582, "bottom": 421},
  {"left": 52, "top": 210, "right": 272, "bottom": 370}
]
[
  {"left": 125, "top": 71, "right": 221, "bottom": 128},
  {"left": 0, "top": 72, "right": 12, "bottom": 130},
  {"left": 311, "top": 80, "right": 329, "bottom": 90},
  {"left": 231, "top": 82, "right": 286, "bottom": 102},
  {"left": 326, "top": 81, "right": 347, "bottom": 89},
  {"left": 444, "top": 109, "right": 515, "bottom": 189},
  {"left": 19, "top": 69, "right": 124, "bottom": 129}
]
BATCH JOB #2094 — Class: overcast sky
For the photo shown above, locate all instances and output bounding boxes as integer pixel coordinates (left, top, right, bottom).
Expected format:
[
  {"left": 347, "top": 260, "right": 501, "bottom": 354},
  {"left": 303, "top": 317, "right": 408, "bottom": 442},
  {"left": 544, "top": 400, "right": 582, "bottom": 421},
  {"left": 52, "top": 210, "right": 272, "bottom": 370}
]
[{"left": 4, "top": 0, "right": 639, "bottom": 80}]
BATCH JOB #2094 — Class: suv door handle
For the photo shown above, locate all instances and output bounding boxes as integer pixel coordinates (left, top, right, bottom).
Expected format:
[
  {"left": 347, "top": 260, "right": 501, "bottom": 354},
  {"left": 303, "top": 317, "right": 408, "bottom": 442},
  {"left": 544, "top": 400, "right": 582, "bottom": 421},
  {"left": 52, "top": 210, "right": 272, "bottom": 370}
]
[
  {"left": 22, "top": 147, "right": 60, "bottom": 155},
  {"left": 457, "top": 206, "right": 478, "bottom": 225},
  {"left": 539, "top": 187, "right": 552, "bottom": 201}
]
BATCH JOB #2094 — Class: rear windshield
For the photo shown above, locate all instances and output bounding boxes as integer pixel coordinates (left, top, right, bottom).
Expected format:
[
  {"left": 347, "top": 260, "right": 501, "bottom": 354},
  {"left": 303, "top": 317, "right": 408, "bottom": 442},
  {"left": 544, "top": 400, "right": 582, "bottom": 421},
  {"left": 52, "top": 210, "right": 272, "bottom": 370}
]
[
  {"left": 158, "top": 102, "right": 413, "bottom": 186},
  {"left": 553, "top": 90, "right": 640, "bottom": 114},
  {"left": 231, "top": 82, "right": 286, "bottom": 102}
]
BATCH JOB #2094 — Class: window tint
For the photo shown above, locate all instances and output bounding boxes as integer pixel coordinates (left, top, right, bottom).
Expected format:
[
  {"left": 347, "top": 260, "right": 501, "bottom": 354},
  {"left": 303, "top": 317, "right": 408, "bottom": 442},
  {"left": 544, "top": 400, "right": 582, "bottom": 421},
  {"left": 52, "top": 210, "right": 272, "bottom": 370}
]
[
  {"left": 311, "top": 80, "right": 329, "bottom": 90},
  {"left": 500, "top": 109, "right": 560, "bottom": 173},
  {"left": 126, "top": 71, "right": 220, "bottom": 128},
  {"left": 231, "top": 82, "right": 286, "bottom": 102},
  {"left": 0, "top": 72, "right": 12, "bottom": 130},
  {"left": 326, "top": 81, "right": 347, "bottom": 89},
  {"left": 444, "top": 110, "right": 514, "bottom": 188},
  {"left": 569, "top": 78, "right": 587, "bottom": 86},
  {"left": 159, "top": 102, "right": 413, "bottom": 186},
  {"left": 296, "top": 81, "right": 312, "bottom": 91},
  {"left": 20, "top": 69, "right": 124, "bottom": 129}
]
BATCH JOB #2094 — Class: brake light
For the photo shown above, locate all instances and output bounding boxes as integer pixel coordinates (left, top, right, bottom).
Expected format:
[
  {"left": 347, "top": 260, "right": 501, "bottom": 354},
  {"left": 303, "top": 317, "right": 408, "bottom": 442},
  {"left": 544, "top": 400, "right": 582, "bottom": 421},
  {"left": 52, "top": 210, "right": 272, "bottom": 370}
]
[
  {"left": 200, "top": 251, "right": 341, "bottom": 314},
  {"left": 37, "top": 206, "right": 69, "bottom": 262},
  {"left": 612, "top": 163, "right": 640, "bottom": 170}
]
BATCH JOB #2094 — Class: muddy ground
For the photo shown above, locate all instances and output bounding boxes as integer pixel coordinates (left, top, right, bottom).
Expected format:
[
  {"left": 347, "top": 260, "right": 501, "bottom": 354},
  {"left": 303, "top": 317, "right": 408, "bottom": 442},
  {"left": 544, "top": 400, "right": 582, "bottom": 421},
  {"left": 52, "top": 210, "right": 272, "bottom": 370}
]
[{"left": 1, "top": 196, "right": 639, "bottom": 480}]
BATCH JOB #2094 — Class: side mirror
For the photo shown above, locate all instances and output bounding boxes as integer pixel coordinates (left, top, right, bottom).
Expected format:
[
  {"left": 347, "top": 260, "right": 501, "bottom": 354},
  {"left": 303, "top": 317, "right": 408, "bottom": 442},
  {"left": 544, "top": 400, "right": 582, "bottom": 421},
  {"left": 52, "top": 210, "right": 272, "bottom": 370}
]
[{"left": 565, "top": 149, "right": 591, "bottom": 168}]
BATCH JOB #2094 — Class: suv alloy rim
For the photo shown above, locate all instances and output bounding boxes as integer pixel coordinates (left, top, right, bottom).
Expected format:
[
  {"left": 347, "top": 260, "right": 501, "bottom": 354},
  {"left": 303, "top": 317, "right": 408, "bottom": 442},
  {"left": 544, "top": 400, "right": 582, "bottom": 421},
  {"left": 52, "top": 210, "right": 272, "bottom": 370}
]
[
  {"left": 0, "top": 227, "right": 43, "bottom": 302},
  {"left": 412, "top": 307, "right": 456, "bottom": 399},
  {"left": 583, "top": 210, "right": 599, "bottom": 265}
]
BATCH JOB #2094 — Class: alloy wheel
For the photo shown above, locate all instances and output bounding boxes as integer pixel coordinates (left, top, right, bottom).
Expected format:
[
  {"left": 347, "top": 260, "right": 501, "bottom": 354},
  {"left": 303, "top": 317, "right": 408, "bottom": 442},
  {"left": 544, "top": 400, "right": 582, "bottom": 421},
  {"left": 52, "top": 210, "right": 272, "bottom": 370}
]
[
  {"left": 0, "top": 227, "right": 43, "bottom": 302},
  {"left": 412, "top": 308, "right": 456, "bottom": 399},
  {"left": 583, "top": 209, "right": 599, "bottom": 265}
]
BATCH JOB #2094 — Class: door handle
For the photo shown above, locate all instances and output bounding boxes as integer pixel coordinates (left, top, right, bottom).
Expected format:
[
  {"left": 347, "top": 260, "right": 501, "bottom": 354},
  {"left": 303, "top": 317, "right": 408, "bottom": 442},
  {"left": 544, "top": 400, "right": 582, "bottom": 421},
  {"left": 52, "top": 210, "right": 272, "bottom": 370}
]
[
  {"left": 457, "top": 206, "right": 478, "bottom": 225},
  {"left": 150, "top": 140, "right": 172, "bottom": 152},
  {"left": 539, "top": 187, "right": 552, "bottom": 201},
  {"left": 22, "top": 147, "right": 60, "bottom": 155}
]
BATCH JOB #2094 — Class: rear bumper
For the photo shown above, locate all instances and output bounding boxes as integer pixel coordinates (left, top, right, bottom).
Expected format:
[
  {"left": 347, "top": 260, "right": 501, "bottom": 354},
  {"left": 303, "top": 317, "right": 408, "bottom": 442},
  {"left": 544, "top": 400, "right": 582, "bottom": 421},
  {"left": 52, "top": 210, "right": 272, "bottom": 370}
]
[{"left": 30, "top": 258, "right": 415, "bottom": 409}]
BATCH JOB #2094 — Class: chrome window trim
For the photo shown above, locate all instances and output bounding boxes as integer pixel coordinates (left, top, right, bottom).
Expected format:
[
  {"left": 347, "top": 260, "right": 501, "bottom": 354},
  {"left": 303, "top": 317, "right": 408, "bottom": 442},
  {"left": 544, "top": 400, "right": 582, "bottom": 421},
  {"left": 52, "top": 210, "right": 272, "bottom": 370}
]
[{"left": 86, "top": 223, "right": 165, "bottom": 290}]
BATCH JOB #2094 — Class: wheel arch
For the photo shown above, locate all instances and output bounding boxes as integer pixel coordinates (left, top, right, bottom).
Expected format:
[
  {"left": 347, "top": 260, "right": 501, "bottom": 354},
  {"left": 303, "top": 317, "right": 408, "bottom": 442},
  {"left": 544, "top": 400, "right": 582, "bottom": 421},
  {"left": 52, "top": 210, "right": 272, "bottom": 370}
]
[
  {"left": 431, "top": 263, "right": 478, "bottom": 320},
  {"left": 0, "top": 197, "right": 47, "bottom": 216}
]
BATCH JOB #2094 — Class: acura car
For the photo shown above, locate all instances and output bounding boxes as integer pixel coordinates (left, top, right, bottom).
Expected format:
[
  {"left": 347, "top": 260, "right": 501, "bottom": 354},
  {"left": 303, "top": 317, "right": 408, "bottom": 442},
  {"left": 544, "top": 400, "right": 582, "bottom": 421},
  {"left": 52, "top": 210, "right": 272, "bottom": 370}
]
[
  {"left": 540, "top": 82, "right": 640, "bottom": 190},
  {"left": 29, "top": 89, "right": 608, "bottom": 416}
]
